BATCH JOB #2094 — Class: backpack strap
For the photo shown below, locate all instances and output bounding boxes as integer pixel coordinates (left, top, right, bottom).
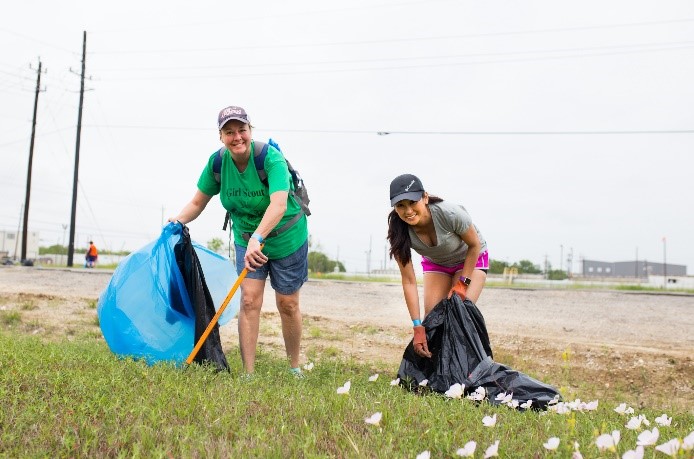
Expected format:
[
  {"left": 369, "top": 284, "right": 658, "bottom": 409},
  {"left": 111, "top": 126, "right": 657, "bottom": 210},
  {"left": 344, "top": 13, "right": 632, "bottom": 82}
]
[
  {"left": 253, "top": 141, "right": 269, "bottom": 185},
  {"left": 212, "top": 148, "right": 229, "bottom": 229},
  {"left": 241, "top": 211, "right": 304, "bottom": 242},
  {"left": 213, "top": 147, "right": 225, "bottom": 183}
]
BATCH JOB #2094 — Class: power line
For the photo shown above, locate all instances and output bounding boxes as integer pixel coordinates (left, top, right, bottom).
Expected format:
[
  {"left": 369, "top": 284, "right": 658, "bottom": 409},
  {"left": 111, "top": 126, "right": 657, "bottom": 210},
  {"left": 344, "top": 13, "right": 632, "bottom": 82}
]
[
  {"left": 92, "top": 43, "right": 694, "bottom": 81},
  {"left": 91, "top": 17, "right": 694, "bottom": 55},
  {"left": 80, "top": 125, "right": 694, "bottom": 135},
  {"left": 375, "top": 129, "right": 694, "bottom": 136},
  {"left": 91, "top": 40, "right": 694, "bottom": 73}
]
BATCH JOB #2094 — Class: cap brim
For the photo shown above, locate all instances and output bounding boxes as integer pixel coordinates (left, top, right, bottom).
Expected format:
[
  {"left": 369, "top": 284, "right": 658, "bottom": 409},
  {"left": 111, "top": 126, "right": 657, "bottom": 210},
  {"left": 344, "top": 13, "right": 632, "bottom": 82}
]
[
  {"left": 390, "top": 191, "right": 424, "bottom": 206},
  {"left": 218, "top": 116, "right": 249, "bottom": 129}
]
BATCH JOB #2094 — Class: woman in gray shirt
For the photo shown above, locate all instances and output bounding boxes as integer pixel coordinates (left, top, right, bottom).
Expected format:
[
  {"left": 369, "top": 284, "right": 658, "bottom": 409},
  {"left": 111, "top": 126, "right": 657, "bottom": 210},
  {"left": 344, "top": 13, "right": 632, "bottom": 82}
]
[{"left": 387, "top": 174, "right": 488, "bottom": 358}]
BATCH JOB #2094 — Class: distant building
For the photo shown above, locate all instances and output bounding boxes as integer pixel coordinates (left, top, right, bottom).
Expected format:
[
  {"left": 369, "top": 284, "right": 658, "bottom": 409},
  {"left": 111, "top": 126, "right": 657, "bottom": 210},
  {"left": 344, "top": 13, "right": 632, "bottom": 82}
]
[
  {"left": 581, "top": 259, "right": 687, "bottom": 278},
  {"left": 0, "top": 230, "right": 40, "bottom": 260}
]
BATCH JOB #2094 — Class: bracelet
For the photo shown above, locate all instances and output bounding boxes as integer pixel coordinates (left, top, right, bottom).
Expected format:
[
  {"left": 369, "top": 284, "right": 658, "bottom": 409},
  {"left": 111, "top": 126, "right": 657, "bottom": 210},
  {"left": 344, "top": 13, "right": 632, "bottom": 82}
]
[
  {"left": 412, "top": 319, "right": 422, "bottom": 326},
  {"left": 251, "top": 232, "right": 264, "bottom": 243},
  {"left": 460, "top": 276, "right": 471, "bottom": 286}
]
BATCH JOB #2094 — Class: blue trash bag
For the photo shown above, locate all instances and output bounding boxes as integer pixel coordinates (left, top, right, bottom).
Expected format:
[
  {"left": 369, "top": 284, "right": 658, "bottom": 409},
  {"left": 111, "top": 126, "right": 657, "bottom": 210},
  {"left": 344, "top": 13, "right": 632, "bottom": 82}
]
[{"left": 97, "top": 222, "right": 239, "bottom": 365}]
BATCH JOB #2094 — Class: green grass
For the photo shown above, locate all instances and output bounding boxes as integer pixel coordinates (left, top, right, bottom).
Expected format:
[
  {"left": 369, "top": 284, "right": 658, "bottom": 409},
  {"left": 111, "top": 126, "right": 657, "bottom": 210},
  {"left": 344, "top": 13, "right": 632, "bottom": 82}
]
[
  {"left": 1, "top": 332, "right": 692, "bottom": 458},
  {"left": 0, "top": 311, "right": 21, "bottom": 326}
]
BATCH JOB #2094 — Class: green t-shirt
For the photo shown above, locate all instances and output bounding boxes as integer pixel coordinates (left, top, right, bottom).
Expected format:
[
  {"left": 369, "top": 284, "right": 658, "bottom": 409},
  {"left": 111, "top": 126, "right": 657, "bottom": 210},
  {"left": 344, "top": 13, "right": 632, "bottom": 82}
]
[{"left": 197, "top": 140, "right": 308, "bottom": 259}]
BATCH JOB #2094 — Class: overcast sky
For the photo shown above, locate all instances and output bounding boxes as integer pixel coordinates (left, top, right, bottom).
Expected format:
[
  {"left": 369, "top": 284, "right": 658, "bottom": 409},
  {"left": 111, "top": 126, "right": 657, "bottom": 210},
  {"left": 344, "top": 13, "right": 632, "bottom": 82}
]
[{"left": 1, "top": 0, "right": 693, "bottom": 274}]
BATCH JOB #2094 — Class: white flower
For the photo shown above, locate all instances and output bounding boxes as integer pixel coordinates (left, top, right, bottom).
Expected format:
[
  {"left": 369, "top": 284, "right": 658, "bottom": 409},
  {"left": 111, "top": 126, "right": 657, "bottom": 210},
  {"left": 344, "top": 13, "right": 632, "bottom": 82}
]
[
  {"left": 484, "top": 440, "right": 500, "bottom": 458},
  {"left": 456, "top": 441, "right": 477, "bottom": 457},
  {"left": 572, "top": 441, "right": 583, "bottom": 459},
  {"left": 654, "top": 414, "right": 672, "bottom": 426},
  {"left": 683, "top": 430, "right": 694, "bottom": 450},
  {"left": 482, "top": 414, "right": 497, "bottom": 427},
  {"left": 445, "top": 383, "right": 464, "bottom": 399},
  {"left": 596, "top": 430, "right": 621, "bottom": 451},
  {"left": 419, "top": 379, "right": 429, "bottom": 387},
  {"left": 302, "top": 362, "right": 314, "bottom": 371},
  {"left": 567, "top": 399, "right": 583, "bottom": 410},
  {"left": 636, "top": 427, "right": 659, "bottom": 446},
  {"left": 553, "top": 402, "right": 572, "bottom": 415},
  {"left": 583, "top": 400, "right": 599, "bottom": 411},
  {"left": 626, "top": 415, "right": 651, "bottom": 430},
  {"left": 390, "top": 378, "right": 400, "bottom": 386},
  {"left": 543, "top": 437, "right": 560, "bottom": 451},
  {"left": 416, "top": 450, "right": 431, "bottom": 459},
  {"left": 622, "top": 445, "right": 644, "bottom": 459},
  {"left": 368, "top": 373, "right": 379, "bottom": 382},
  {"left": 467, "top": 386, "right": 486, "bottom": 401},
  {"left": 548, "top": 394, "right": 560, "bottom": 405},
  {"left": 520, "top": 400, "right": 533, "bottom": 410},
  {"left": 336, "top": 380, "right": 351, "bottom": 394},
  {"left": 655, "top": 438, "right": 680, "bottom": 456},
  {"left": 495, "top": 392, "right": 513, "bottom": 404},
  {"left": 364, "top": 412, "right": 382, "bottom": 426},
  {"left": 614, "top": 403, "right": 635, "bottom": 415}
]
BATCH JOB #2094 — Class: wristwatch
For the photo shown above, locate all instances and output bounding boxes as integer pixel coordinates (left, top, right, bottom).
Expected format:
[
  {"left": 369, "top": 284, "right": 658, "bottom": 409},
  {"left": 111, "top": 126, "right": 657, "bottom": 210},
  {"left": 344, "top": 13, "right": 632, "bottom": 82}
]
[{"left": 460, "top": 276, "right": 471, "bottom": 286}]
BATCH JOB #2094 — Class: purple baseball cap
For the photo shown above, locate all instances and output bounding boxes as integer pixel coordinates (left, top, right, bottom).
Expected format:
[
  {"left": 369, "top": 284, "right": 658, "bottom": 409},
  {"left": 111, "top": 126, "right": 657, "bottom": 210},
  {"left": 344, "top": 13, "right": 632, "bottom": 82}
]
[{"left": 217, "top": 105, "right": 250, "bottom": 130}]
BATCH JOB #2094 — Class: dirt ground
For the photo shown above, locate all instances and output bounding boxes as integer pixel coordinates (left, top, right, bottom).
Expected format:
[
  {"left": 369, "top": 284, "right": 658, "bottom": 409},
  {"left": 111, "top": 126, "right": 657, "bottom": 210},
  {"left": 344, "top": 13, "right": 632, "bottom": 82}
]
[{"left": 1, "top": 266, "right": 692, "bottom": 412}]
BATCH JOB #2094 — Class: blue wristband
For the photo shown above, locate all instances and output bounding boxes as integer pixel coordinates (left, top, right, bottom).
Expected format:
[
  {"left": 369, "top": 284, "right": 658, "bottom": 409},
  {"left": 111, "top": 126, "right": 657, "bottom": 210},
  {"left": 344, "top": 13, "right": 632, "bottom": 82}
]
[
  {"left": 251, "top": 233, "right": 264, "bottom": 243},
  {"left": 412, "top": 319, "right": 422, "bottom": 326}
]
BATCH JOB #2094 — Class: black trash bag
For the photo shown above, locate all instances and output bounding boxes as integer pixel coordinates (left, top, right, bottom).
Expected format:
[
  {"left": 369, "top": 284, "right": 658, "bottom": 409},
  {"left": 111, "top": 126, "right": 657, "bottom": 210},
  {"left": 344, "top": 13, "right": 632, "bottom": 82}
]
[
  {"left": 397, "top": 295, "right": 560, "bottom": 409},
  {"left": 174, "top": 225, "right": 229, "bottom": 372}
]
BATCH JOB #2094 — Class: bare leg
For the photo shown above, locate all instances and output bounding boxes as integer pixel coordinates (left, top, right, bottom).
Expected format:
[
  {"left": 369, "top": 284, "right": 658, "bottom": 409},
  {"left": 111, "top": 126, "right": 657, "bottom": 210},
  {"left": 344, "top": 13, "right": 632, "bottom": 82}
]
[
  {"left": 237, "top": 278, "right": 265, "bottom": 373},
  {"left": 423, "top": 269, "right": 488, "bottom": 314},
  {"left": 275, "top": 290, "right": 302, "bottom": 368},
  {"left": 423, "top": 273, "right": 453, "bottom": 314},
  {"left": 464, "top": 270, "right": 487, "bottom": 303}
]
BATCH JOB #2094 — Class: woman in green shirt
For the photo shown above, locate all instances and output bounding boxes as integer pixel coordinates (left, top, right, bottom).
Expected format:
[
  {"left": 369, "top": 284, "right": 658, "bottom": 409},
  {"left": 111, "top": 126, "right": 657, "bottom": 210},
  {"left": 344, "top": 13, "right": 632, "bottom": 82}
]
[{"left": 170, "top": 106, "right": 308, "bottom": 375}]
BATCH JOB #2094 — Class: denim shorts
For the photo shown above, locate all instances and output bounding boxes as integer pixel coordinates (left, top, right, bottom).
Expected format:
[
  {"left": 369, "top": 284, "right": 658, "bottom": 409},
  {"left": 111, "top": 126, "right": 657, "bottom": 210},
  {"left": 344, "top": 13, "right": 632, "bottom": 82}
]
[{"left": 235, "top": 240, "right": 308, "bottom": 295}]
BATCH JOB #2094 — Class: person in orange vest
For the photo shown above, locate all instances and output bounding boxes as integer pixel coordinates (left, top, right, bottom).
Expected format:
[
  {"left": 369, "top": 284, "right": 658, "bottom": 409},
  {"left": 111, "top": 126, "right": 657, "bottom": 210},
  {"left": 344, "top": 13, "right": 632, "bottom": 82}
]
[{"left": 85, "top": 241, "right": 98, "bottom": 268}]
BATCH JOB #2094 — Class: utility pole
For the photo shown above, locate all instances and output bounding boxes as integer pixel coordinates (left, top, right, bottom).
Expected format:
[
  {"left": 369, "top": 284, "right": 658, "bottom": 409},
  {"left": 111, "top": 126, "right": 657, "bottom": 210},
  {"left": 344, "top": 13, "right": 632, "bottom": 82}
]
[
  {"left": 61, "top": 224, "right": 68, "bottom": 265},
  {"left": 663, "top": 237, "right": 667, "bottom": 288},
  {"left": 67, "top": 31, "right": 87, "bottom": 267},
  {"left": 21, "top": 58, "right": 45, "bottom": 262}
]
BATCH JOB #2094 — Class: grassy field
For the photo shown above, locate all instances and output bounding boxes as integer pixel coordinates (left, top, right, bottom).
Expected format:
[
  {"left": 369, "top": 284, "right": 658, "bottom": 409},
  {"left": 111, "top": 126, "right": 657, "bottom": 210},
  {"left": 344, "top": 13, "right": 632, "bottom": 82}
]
[{"left": 1, "top": 331, "right": 692, "bottom": 458}]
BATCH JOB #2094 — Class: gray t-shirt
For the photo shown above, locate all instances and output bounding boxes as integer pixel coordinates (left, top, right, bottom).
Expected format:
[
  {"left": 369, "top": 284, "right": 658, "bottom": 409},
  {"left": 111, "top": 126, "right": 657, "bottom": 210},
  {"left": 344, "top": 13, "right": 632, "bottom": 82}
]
[{"left": 408, "top": 201, "right": 487, "bottom": 267}]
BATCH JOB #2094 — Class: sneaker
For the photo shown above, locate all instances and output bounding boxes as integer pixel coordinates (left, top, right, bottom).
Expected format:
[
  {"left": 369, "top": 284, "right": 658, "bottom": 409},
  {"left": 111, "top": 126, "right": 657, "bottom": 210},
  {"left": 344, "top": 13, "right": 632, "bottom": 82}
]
[
  {"left": 239, "top": 372, "right": 256, "bottom": 383},
  {"left": 289, "top": 367, "right": 305, "bottom": 379}
]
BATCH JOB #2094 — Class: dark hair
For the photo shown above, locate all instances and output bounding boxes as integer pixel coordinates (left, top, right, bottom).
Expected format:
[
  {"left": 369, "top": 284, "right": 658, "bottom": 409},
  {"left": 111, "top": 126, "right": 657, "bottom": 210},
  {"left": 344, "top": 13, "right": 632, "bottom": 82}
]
[{"left": 387, "top": 195, "right": 443, "bottom": 265}]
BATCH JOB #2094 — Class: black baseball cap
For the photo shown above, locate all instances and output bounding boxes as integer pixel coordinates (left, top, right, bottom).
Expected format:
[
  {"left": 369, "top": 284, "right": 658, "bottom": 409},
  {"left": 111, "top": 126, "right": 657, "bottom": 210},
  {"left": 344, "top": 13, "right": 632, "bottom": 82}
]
[
  {"left": 389, "top": 174, "right": 425, "bottom": 206},
  {"left": 217, "top": 105, "right": 250, "bottom": 130}
]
